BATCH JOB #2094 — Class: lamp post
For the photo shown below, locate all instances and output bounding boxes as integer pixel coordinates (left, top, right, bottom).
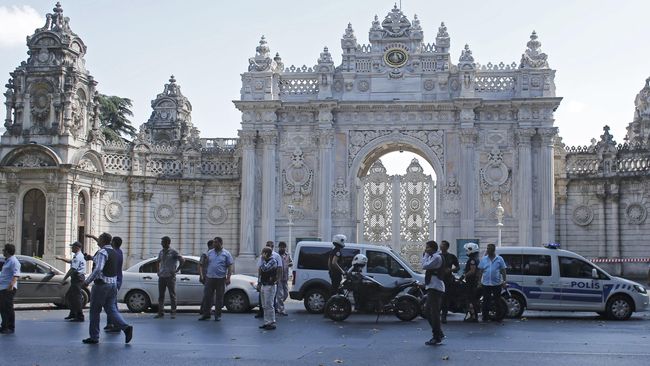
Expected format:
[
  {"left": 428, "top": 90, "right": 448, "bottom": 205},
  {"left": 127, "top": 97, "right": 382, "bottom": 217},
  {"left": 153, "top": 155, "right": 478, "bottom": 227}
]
[
  {"left": 287, "top": 204, "right": 295, "bottom": 255},
  {"left": 496, "top": 201, "right": 504, "bottom": 247}
]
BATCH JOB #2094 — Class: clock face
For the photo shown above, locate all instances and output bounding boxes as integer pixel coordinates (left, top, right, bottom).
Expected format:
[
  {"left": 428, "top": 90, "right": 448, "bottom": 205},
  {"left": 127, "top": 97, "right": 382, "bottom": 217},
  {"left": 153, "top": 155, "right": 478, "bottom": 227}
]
[{"left": 384, "top": 48, "right": 408, "bottom": 68}]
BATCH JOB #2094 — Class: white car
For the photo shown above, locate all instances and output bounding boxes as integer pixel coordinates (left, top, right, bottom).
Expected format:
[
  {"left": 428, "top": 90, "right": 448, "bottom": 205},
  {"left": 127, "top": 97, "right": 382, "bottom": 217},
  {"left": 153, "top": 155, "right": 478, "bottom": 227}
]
[{"left": 117, "top": 256, "right": 258, "bottom": 313}]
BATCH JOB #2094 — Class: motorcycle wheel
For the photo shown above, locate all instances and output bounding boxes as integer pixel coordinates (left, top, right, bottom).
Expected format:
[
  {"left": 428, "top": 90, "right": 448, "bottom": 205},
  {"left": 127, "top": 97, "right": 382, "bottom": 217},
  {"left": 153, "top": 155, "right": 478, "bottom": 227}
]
[
  {"left": 324, "top": 296, "right": 351, "bottom": 322},
  {"left": 488, "top": 297, "right": 508, "bottom": 321},
  {"left": 394, "top": 297, "right": 419, "bottom": 321}
]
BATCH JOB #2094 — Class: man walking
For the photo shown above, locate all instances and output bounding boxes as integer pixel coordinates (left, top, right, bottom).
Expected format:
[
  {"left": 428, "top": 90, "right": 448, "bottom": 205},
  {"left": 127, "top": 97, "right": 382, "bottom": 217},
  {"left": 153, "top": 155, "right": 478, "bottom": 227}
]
[
  {"left": 258, "top": 247, "right": 279, "bottom": 330},
  {"left": 200, "top": 237, "right": 233, "bottom": 321},
  {"left": 56, "top": 241, "right": 86, "bottom": 322},
  {"left": 105, "top": 236, "right": 124, "bottom": 331},
  {"left": 198, "top": 239, "right": 214, "bottom": 318},
  {"left": 154, "top": 236, "right": 184, "bottom": 319},
  {"left": 276, "top": 241, "right": 292, "bottom": 316},
  {"left": 439, "top": 240, "right": 459, "bottom": 323},
  {"left": 421, "top": 240, "right": 445, "bottom": 346},
  {"left": 82, "top": 232, "right": 132, "bottom": 344},
  {"left": 477, "top": 243, "right": 507, "bottom": 322},
  {"left": 0, "top": 244, "right": 20, "bottom": 334}
]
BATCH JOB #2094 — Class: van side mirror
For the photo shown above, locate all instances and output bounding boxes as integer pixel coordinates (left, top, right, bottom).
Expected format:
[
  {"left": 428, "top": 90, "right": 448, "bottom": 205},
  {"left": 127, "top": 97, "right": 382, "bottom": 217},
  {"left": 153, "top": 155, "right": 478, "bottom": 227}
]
[
  {"left": 591, "top": 268, "right": 598, "bottom": 279},
  {"left": 396, "top": 268, "right": 410, "bottom": 278}
]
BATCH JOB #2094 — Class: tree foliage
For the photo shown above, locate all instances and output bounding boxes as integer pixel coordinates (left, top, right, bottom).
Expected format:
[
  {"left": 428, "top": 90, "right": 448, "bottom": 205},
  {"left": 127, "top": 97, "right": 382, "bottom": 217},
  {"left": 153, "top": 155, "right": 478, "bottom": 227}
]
[{"left": 97, "top": 94, "right": 137, "bottom": 141}]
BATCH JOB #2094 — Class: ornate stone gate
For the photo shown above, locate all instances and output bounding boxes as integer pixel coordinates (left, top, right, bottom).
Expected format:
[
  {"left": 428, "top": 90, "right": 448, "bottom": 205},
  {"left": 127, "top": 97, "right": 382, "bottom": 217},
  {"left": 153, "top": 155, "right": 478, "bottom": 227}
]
[{"left": 360, "top": 158, "right": 435, "bottom": 267}]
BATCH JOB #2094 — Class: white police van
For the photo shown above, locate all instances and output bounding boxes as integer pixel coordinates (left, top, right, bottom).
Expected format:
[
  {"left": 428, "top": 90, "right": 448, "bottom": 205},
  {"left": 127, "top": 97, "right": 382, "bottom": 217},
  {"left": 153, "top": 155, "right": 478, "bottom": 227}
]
[
  {"left": 289, "top": 241, "right": 425, "bottom": 313},
  {"left": 497, "top": 244, "right": 649, "bottom": 320}
]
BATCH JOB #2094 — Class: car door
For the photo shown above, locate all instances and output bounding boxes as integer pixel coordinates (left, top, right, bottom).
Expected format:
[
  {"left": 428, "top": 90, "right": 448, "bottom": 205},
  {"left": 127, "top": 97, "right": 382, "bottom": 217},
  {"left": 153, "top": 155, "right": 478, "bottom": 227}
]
[
  {"left": 365, "top": 250, "right": 411, "bottom": 287},
  {"left": 559, "top": 256, "right": 604, "bottom": 310},
  {"left": 16, "top": 259, "right": 63, "bottom": 302},
  {"left": 521, "top": 254, "right": 560, "bottom": 310},
  {"left": 175, "top": 259, "right": 203, "bottom": 305},
  {"left": 137, "top": 260, "right": 160, "bottom": 301}
]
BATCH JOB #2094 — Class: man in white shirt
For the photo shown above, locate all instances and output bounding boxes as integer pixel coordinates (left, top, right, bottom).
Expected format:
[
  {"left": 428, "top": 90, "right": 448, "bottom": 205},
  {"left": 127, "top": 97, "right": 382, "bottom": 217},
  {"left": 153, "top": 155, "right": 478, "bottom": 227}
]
[
  {"left": 0, "top": 244, "right": 20, "bottom": 334},
  {"left": 57, "top": 241, "right": 86, "bottom": 321}
]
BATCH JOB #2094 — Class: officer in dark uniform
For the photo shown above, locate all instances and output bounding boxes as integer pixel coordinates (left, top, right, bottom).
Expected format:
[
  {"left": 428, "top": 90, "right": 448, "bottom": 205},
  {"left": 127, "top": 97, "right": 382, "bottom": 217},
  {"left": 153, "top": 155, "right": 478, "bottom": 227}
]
[
  {"left": 328, "top": 234, "right": 346, "bottom": 295},
  {"left": 439, "top": 240, "right": 459, "bottom": 323},
  {"left": 461, "top": 242, "right": 481, "bottom": 322}
]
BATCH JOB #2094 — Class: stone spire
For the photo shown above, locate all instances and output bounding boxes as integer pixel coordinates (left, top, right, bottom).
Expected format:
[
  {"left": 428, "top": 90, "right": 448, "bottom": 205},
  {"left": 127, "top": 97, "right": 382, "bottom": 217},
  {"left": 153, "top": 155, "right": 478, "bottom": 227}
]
[
  {"left": 318, "top": 47, "right": 333, "bottom": 65},
  {"left": 459, "top": 44, "right": 475, "bottom": 63},
  {"left": 634, "top": 77, "right": 650, "bottom": 120},
  {"left": 435, "top": 22, "right": 450, "bottom": 53},
  {"left": 520, "top": 31, "right": 549, "bottom": 69},
  {"left": 371, "top": 15, "right": 381, "bottom": 31},
  {"left": 248, "top": 36, "right": 274, "bottom": 72},
  {"left": 380, "top": 4, "right": 412, "bottom": 37}
]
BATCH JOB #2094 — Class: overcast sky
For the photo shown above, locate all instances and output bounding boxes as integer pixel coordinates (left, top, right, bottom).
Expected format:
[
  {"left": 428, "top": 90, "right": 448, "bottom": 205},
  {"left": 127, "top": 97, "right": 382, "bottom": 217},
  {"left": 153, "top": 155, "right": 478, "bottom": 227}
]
[{"left": 1, "top": 1, "right": 648, "bottom": 176}]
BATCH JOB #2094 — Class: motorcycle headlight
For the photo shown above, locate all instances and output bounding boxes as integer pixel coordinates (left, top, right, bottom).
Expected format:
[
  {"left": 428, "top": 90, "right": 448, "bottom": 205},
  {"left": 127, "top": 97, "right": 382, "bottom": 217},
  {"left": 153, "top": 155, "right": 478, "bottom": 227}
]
[{"left": 633, "top": 285, "right": 647, "bottom": 294}]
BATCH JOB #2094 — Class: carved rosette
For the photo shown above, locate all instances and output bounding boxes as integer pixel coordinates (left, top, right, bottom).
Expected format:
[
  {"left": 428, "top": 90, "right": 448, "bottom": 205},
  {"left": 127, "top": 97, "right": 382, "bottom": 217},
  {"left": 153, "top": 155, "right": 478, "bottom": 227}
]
[
  {"left": 572, "top": 205, "right": 594, "bottom": 226},
  {"left": 207, "top": 205, "right": 228, "bottom": 225},
  {"left": 154, "top": 204, "right": 175, "bottom": 224},
  {"left": 104, "top": 200, "right": 124, "bottom": 223},
  {"left": 626, "top": 203, "right": 647, "bottom": 225},
  {"left": 282, "top": 148, "right": 313, "bottom": 203}
]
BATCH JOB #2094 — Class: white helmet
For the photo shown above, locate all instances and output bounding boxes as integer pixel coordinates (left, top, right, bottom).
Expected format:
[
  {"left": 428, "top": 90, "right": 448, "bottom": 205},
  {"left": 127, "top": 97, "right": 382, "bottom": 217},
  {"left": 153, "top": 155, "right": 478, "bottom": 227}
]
[
  {"left": 464, "top": 242, "right": 479, "bottom": 255},
  {"left": 352, "top": 254, "right": 368, "bottom": 267},
  {"left": 332, "top": 234, "right": 346, "bottom": 248}
]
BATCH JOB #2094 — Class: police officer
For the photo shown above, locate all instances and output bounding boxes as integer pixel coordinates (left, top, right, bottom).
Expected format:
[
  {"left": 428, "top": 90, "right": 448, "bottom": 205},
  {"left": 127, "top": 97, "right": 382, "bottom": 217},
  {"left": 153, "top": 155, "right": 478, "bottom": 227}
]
[
  {"left": 439, "top": 240, "right": 459, "bottom": 323},
  {"left": 56, "top": 242, "right": 86, "bottom": 322},
  {"left": 461, "top": 242, "right": 480, "bottom": 322},
  {"left": 328, "top": 235, "right": 346, "bottom": 295}
]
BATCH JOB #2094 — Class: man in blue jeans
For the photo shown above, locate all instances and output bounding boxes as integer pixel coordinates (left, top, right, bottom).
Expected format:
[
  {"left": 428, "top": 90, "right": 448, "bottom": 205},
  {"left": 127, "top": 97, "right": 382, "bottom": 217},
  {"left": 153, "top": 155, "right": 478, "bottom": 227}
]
[
  {"left": 477, "top": 243, "right": 507, "bottom": 322},
  {"left": 0, "top": 244, "right": 20, "bottom": 334},
  {"left": 82, "top": 232, "right": 133, "bottom": 344}
]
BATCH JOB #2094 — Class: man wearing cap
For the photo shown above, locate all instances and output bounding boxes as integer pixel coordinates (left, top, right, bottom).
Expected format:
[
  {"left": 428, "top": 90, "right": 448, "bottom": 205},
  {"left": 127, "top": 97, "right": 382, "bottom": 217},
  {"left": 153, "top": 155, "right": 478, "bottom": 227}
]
[{"left": 56, "top": 242, "right": 86, "bottom": 321}]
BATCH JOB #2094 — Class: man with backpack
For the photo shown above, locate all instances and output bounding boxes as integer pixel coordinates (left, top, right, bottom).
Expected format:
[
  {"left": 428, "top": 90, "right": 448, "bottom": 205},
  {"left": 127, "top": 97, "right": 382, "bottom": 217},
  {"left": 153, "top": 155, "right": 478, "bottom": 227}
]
[{"left": 421, "top": 240, "right": 445, "bottom": 346}]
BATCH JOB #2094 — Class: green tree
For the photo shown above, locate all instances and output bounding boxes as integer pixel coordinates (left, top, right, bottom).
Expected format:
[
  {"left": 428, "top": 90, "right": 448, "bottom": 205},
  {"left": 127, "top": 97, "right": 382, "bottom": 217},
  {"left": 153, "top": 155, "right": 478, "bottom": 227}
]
[{"left": 97, "top": 94, "right": 137, "bottom": 141}]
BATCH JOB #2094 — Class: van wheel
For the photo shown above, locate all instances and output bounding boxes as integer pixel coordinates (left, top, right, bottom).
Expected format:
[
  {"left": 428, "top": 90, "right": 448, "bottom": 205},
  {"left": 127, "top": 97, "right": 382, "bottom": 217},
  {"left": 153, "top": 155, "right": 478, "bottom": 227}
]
[
  {"left": 505, "top": 293, "right": 525, "bottom": 318},
  {"left": 304, "top": 287, "right": 328, "bottom": 314},
  {"left": 605, "top": 295, "right": 633, "bottom": 320}
]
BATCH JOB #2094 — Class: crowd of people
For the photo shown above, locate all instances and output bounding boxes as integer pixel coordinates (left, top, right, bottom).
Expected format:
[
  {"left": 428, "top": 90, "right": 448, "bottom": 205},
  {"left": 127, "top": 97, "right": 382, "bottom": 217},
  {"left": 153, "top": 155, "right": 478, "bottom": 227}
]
[{"left": 0, "top": 233, "right": 506, "bottom": 348}]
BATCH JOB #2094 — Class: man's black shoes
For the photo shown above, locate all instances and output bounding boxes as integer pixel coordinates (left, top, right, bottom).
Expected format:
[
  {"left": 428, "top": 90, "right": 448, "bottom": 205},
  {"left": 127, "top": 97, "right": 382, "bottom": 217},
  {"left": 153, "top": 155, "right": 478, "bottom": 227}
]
[
  {"left": 425, "top": 337, "right": 443, "bottom": 346},
  {"left": 82, "top": 338, "right": 98, "bottom": 344},
  {"left": 123, "top": 325, "right": 133, "bottom": 344}
]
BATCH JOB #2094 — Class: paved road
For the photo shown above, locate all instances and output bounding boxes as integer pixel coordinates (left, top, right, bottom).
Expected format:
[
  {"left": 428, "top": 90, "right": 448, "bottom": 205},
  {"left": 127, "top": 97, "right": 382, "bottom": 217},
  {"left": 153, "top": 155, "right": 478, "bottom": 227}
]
[{"left": 4, "top": 302, "right": 650, "bottom": 366}]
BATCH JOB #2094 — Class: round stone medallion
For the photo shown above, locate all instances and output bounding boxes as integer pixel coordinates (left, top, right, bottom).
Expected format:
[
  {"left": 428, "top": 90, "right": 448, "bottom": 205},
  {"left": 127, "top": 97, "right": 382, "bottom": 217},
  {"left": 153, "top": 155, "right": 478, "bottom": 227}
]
[
  {"left": 154, "top": 203, "right": 175, "bottom": 224},
  {"left": 207, "top": 205, "right": 228, "bottom": 225},
  {"left": 372, "top": 199, "right": 384, "bottom": 212},
  {"left": 483, "top": 162, "right": 509, "bottom": 186},
  {"left": 572, "top": 205, "right": 594, "bottom": 226},
  {"left": 626, "top": 203, "right": 647, "bottom": 224},
  {"left": 423, "top": 79, "right": 435, "bottom": 91},
  {"left": 104, "top": 201, "right": 123, "bottom": 223},
  {"left": 384, "top": 48, "right": 408, "bottom": 68},
  {"left": 409, "top": 198, "right": 421, "bottom": 211}
]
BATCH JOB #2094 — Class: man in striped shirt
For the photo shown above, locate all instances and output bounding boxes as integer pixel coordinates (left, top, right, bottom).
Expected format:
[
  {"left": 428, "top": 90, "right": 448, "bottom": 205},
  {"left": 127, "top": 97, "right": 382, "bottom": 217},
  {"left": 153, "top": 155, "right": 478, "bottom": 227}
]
[{"left": 82, "top": 233, "right": 133, "bottom": 344}]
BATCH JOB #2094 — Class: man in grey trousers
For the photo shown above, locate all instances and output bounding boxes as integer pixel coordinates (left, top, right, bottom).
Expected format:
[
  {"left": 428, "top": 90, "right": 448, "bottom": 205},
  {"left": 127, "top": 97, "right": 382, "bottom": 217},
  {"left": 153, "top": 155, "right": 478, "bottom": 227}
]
[{"left": 154, "top": 236, "right": 184, "bottom": 319}]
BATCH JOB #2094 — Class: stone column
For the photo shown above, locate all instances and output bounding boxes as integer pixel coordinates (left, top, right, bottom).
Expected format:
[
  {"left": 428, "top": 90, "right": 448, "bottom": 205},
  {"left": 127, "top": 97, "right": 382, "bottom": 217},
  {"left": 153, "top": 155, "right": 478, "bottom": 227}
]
[
  {"left": 595, "top": 185, "right": 607, "bottom": 258},
  {"left": 317, "top": 128, "right": 334, "bottom": 242},
  {"left": 260, "top": 130, "right": 278, "bottom": 247},
  {"left": 608, "top": 182, "right": 622, "bottom": 274},
  {"left": 193, "top": 187, "right": 203, "bottom": 256},
  {"left": 238, "top": 130, "right": 257, "bottom": 256},
  {"left": 516, "top": 128, "right": 536, "bottom": 245},
  {"left": 179, "top": 189, "right": 192, "bottom": 255},
  {"left": 142, "top": 192, "right": 153, "bottom": 264},
  {"left": 128, "top": 190, "right": 141, "bottom": 259},
  {"left": 5, "top": 178, "right": 18, "bottom": 245},
  {"left": 555, "top": 182, "right": 568, "bottom": 250},
  {"left": 538, "top": 127, "right": 557, "bottom": 245},
  {"left": 459, "top": 128, "right": 478, "bottom": 239}
]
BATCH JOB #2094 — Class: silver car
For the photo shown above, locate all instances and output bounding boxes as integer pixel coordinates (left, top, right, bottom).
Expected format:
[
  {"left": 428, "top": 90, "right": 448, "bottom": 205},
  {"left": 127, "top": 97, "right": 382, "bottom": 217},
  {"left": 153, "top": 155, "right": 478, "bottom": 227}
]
[
  {"left": 0, "top": 255, "right": 89, "bottom": 308},
  {"left": 117, "top": 256, "right": 259, "bottom": 313}
]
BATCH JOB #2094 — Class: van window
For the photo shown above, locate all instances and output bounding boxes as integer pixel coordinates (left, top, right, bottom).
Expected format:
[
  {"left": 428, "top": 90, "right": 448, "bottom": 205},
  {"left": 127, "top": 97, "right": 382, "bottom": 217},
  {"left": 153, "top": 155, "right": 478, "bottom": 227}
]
[
  {"left": 367, "top": 250, "right": 410, "bottom": 278},
  {"left": 559, "top": 256, "right": 605, "bottom": 279},
  {"left": 501, "top": 254, "right": 523, "bottom": 275},
  {"left": 523, "top": 255, "right": 552, "bottom": 276},
  {"left": 297, "top": 246, "right": 360, "bottom": 270}
]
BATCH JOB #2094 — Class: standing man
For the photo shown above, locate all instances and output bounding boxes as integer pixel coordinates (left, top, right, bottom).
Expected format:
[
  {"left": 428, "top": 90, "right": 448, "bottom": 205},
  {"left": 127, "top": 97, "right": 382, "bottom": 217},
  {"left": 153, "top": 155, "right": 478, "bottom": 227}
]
[
  {"left": 328, "top": 235, "right": 347, "bottom": 295},
  {"left": 439, "top": 240, "right": 459, "bottom": 324},
  {"left": 56, "top": 241, "right": 86, "bottom": 322},
  {"left": 200, "top": 237, "right": 233, "bottom": 321},
  {"left": 104, "top": 237, "right": 124, "bottom": 331},
  {"left": 421, "top": 240, "right": 445, "bottom": 346},
  {"left": 258, "top": 247, "right": 278, "bottom": 330},
  {"left": 82, "top": 232, "right": 133, "bottom": 344},
  {"left": 276, "top": 241, "right": 292, "bottom": 316},
  {"left": 477, "top": 243, "right": 507, "bottom": 322},
  {"left": 255, "top": 241, "right": 282, "bottom": 318},
  {"left": 0, "top": 244, "right": 20, "bottom": 334},
  {"left": 198, "top": 239, "right": 214, "bottom": 319},
  {"left": 461, "top": 242, "right": 481, "bottom": 322},
  {"left": 154, "top": 236, "right": 184, "bottom": 319}
]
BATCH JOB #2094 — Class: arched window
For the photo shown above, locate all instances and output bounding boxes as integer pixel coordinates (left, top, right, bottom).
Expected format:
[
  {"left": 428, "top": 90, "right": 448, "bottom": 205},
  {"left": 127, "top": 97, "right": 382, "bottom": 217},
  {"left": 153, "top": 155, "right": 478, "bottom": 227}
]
[{"left": 21, "top": 189, "right": 46, "bottom": 257}]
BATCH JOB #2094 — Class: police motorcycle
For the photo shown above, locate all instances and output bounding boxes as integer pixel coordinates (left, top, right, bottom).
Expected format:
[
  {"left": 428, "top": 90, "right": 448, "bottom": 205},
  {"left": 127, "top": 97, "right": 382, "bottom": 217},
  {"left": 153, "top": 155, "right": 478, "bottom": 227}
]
[
  {"left": 324, "top": 254, "right": 422, "bottom": 322},
  {"left": 419, "top": 243, "right": 510, "bottom": 322}
]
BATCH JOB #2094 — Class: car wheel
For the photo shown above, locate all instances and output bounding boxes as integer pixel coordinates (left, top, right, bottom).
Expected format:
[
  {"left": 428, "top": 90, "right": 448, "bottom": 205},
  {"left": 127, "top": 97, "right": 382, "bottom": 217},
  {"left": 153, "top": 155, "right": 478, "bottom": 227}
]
[
  {"left": 605, "top": 295, "right": 633, "bottom": 320},
  {"left": 304, "top": 287, "right": 329, "bottom": 314},
  {"left": 224, "top": 290, "right": 250, "bottom": 313},
  {"left": 125, "top": 290, "right": 151, "bottom": 313},
  {"left": 505, "top": 293, "right": 525, "bottom": 318}
]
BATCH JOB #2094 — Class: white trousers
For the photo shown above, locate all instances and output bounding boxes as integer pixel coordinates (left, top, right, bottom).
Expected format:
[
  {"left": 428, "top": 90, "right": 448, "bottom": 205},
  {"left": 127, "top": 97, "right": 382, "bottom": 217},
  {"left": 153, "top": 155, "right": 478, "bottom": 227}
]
[{"left": 261, "top": 284, "right": 277, "bottom": 325}]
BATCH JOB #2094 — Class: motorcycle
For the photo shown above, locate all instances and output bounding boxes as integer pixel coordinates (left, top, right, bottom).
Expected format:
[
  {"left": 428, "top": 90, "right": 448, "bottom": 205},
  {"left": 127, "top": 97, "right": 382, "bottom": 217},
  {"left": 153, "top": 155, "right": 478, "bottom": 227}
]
[
  {"left": 324, "top": 270, "right": 421, "bottom": 322},
  {"left": 419, "top": 278, "right": 510, "bottom": 322}
]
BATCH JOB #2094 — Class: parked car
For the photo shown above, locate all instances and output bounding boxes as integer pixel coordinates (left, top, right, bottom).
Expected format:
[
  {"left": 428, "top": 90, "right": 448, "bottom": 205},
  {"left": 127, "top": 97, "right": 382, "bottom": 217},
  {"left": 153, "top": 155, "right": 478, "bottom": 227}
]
[
  {"left": 498, "top": 245, "right": 649, "bottom": 320},
  {"left": 0, "top": 255, "right": 89, "bottom": 308},
  {"left": 117, "top": 256, "right": 259, "bottom": 313},
  {"left": 290, "top": 241, "right": 425, "bottom": 313}
]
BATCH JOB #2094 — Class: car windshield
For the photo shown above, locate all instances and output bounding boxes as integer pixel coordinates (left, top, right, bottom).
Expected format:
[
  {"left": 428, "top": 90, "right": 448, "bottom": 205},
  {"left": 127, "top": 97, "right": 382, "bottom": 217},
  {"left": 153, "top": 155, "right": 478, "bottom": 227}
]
[{"left": 390, "top": 248, "right": 422, "bottom": 274}]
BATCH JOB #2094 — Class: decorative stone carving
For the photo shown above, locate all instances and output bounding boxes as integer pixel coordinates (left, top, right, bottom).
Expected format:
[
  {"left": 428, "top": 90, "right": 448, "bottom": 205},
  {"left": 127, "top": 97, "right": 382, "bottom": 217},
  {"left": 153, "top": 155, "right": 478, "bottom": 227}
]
[
  {"left": 399, "top": 158, "right": 431, "bottom": 243},
  {"left": 626, "top": 203, "right": 647, "bottom": 225},
  {"left": 520, "top": 31, "right": 549, "bottom": 69},
  {"left": 480, "top": 147, "right": 512, "bottom": 203},
  {"left": 423, "top": 79, "right": 435, "bottom": 91},
  {"left": 443, "top": 174, "right": 460, "bottom": 199},
  {"left": 634, "top": 77, "right": 650, "bottom": 120},
  {"left": 78, "top": 157, "right": 98, "bottom": 172},
  {"left": 357, "top": 80, "right": 370, "bottom": 92},
  {"left": 207, "top": 205, "right": 228, "bottom": 225},
  {"left": 572, "top": 205, "right": 594, "bottom": 226},
  {"left": 154, "top": 203, "right": 175, "bottom": 224},
  {"left": 348, "top": 129, "right": 444, "bottom": 167},
  {"left": 104, "top": 200, "right": 124, "bottom": 223},
  {"left": 380, "top": 5, "right": 412, "bottom": 38},
  {"left": 362, "top": 160, "right": 392, "bottom": 243},
  {"left": 12, "top": 153, "right": 55, "bottom": 167},
  {"left": 282, "top": 148, "right": 313, "bottom": 203},
  {"left": 6, "top": 197, "right": 16, "bottom": 244},
  {"left": 331, "top": 177, "right": 350, "bottom": 218}
]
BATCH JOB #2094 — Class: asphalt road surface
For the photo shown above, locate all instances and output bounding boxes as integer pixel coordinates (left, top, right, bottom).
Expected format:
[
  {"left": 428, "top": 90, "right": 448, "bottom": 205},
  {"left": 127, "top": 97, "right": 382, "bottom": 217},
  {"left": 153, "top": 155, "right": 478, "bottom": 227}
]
[{"left": 4, "top": 301, "right": 650, "bottom": 366}]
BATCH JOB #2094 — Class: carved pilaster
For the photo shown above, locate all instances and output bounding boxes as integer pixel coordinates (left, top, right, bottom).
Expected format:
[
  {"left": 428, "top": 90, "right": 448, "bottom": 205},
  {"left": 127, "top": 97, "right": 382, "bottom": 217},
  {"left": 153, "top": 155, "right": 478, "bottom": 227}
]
[
  {"left": 516, "top": 128, "right": 536, "bottom": 245},
  {"left": 238, "top": 130, "right": 257, "bottom": 148},
  {"left": 515, "top": 128, "right": 536, "bottom": 146},
  {"left": 259, "top": 130, "right": 278, "bottom": 146},
  {"left": 538, "top": 127, "right": 558, "bottom": 244},
  {"left": 317, "top": 129, "right": 335, "bottom": 148},
  {"left": 459, "top": 128, "right": 478, "bottom": 145}
]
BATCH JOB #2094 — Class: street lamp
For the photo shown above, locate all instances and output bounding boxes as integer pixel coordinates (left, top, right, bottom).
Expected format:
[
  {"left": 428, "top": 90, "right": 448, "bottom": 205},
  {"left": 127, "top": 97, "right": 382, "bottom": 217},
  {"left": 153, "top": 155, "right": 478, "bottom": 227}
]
[
  {"left": 287, "top": 204, "right": 295, "bottom": 255},
  {"left": 496, "top": 201, "right": 504, "bottom": 247}
]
